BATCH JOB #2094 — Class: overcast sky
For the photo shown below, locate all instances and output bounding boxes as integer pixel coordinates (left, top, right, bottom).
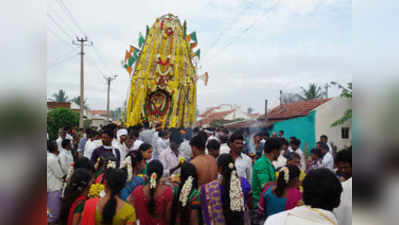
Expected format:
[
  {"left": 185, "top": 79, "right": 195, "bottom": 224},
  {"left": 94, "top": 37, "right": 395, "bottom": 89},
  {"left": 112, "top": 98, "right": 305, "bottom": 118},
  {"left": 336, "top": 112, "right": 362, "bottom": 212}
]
[{"left": 46, "top": 0, "right": 351, "bottom": 113}]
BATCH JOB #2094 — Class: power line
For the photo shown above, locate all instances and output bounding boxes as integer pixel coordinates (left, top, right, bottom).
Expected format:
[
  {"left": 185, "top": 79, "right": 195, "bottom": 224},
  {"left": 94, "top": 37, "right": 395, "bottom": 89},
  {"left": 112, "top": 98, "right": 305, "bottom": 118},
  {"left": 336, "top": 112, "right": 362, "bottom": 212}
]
[
  {"left": 47, "top": 25, "right": 75, "bottom": 49},
  {"left": 55, "top": 0, "right": 88, "bottom": 37},
  {"left": 47, "top": 13, "right": 75, "bottom": 39},
  {"left": 48, "top": 51, "right": 78, "bottom": 69},
  {"left": 202, "top": 1, "right": 278, "bottom": 68}
]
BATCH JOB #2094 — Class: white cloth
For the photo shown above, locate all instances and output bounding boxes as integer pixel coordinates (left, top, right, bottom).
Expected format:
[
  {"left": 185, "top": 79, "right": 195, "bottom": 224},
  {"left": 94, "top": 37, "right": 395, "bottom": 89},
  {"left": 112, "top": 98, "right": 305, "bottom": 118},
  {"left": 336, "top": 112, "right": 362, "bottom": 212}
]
[
  {"left": 116, "top": 129, "right": 128, "bottom": 140},
  {"left": 334, "top": 178, "right": 352, "bottom": 225},
  {"left": 153, "top": 137, "right": 169, "bottom": 160},
  {"left": 66, "top": 133, "right": 73, "bottom": 140},
  {"left": 219, "top": 143, "right": 230, "bottom": 154},
  {"left": 273, "top": 152, "right": 287, "bottom": 169},
  {"left": 234, "top": 153, "right": 252, "bottom": 181},
  {"left": 139, "top": 128, "right": 156, "bottom": 145},
  {"left": 58, "top": 149, "right": 74, "bottom": 175},
  {"left": 293, "top": 148, "right": 306, "bottom": 171},
  {"left": 47, "top": 152, "right": 64, "bottom": 192},
  {"left": 265, "top": 206, "right": 338, "bottom": 225},
  {"left": 179, "top": 140, "right": 192, "bottom": 161},
  {"left": 321, "top": 152, "right": 334, "bottom": 171},
  {"left": 84, "top": 139, "right": 102, "bottom": 159},
  {"left": 159, "top": 146, "right": 180, "bottom": 177},
  {"left": 131, "top": 139, "right": 144, "bottom": 151},
  {"left": 113, "top": 140, "right": 128, "bottom": 160},
  {"left": 56, "top": 137, "right": 63, "bottom": 152}
]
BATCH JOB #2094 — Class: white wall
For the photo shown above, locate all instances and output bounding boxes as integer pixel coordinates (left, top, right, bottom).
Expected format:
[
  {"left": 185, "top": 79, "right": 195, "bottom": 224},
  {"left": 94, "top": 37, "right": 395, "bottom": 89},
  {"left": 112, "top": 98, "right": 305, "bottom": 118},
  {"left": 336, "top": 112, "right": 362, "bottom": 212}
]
[{"left": 315, "top": 97, "right": 352, "bottom": 151}]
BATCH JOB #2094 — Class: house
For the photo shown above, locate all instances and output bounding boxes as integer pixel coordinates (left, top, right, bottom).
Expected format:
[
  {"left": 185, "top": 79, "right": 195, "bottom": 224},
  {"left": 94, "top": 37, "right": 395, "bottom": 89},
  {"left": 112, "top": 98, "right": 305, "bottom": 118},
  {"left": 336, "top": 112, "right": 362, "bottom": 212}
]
[
  {"left": 266, "top": 97, "right": 351, "bottom": 154},
  {"left": 47, "top": 101, "right": 71, "bottom": 111},
  {"left": 223, "top": 97, "right": 352, "bottom": 154},
  {"left": 87, "top": 110, "right": 110, "bottom": 128},
  {"left": 196, "top": 104, "right": 251, "bottom": 127}
]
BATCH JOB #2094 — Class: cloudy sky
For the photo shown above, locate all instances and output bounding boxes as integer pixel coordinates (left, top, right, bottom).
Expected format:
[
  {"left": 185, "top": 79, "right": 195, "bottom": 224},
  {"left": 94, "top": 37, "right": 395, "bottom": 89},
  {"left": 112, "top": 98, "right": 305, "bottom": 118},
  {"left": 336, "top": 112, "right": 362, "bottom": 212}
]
[{"left": 46, "top": 0, "right": 351, "bottom": 113}]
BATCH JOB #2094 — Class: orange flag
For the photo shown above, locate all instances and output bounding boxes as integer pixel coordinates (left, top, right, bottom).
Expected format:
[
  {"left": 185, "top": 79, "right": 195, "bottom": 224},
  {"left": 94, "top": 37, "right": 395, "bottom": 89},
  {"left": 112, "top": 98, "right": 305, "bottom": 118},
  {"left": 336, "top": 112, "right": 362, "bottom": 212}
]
[
  {"left": 204, "top": 72, "right": 209, "bottom": 86},
  {"left": 129, "top": 45, "right": 136, "bottom": 54},
  {"left": 186, "top": 35, "right": 191, "bottom": 42},
  {"left": 127, "top": 66, "right": 132, "bottom": 74},
  {"left": 125, "top": 50, "right": 130, "bottom": 61}
]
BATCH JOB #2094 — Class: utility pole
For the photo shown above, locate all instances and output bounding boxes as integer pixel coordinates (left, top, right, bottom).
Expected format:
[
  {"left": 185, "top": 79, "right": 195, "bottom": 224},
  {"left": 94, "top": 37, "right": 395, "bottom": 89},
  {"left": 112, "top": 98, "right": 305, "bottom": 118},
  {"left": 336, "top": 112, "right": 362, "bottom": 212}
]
[
  {"left": 73, "top": 36, "right": 92, "bottom": 128},
  {"left": 104, "top": 75, "right": 118, "bottom": 121}
]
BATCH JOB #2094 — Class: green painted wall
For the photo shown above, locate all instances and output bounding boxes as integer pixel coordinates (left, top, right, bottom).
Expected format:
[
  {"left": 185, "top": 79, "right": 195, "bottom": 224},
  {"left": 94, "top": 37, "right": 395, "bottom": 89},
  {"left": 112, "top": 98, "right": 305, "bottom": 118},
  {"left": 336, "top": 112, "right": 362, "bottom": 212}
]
[{"left": 271, "top": 110, "right": 316, "bottom": 156}]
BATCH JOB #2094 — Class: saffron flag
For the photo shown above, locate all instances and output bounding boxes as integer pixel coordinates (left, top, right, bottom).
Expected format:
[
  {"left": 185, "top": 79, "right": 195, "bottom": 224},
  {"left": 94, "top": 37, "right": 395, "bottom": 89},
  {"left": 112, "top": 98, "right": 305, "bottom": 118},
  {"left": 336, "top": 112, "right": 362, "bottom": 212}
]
[
  {"left": 139, "top": 32, "right": 145, "bottom": 48},
  {"left": 204, "top": 72, "right": 209, "bottom": 86},
  {"left": 190, "top": 42, "right": 198, "bottom": 49},
  {"left": 127, "top": 66, "right": 132, "bottom": 74},
  {"left": 125, "top": 50, "right": 130, "bottom": 61}
]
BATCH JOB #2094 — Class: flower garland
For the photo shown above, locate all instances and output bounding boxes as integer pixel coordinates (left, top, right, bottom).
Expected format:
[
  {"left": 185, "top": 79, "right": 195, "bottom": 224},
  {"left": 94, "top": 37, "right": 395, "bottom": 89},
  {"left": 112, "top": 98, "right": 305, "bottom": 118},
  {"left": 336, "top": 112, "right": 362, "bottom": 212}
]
[
  {"left": 61, "top": 162, "right": 75, "bottom": 198},
  {"left": 150, "top": 172, "right": 157, "bottom": 189},
  {"left": 279, "top": 167, "right": 290, "bottom": 184},
  {"left": 120, "top": 156, "right": 133, "bottom": 181},
  {"left": 88, "top": 183, "right": 104, "bottom": 198},
  {"left": 229, "top": 163, "right": 245, "bottom": 212},
  {"left": 179, "top": 156, "right": 185, "bottom": 165},
  {"left": 179, "top": 176, "right": 193, "bottom": 207},
  {"left": 156, "top": 64, "right": 173, "bottom": 76}
]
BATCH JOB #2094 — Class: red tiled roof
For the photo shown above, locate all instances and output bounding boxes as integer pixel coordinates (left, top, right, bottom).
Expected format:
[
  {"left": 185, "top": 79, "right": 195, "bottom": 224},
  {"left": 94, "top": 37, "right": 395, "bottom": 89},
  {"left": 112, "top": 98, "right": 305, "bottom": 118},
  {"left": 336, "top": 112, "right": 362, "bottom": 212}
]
[
  {"left": 88, "top": 110, "right": 108, "bottom": 116},
  {"left": 224, "top": 119, "right": 274, "bottom": 129},
  {"left": 261, "top": 98, "right": 331, "bottom": 120},
  {"left": 199, "top": 105, "right": 224, "bottom": 117},
  {"left": 196, "top": 110, "right": 234, "bottom": 126},
  {"left": 47, "top": 101, "right": 71, "bottom": 109}
]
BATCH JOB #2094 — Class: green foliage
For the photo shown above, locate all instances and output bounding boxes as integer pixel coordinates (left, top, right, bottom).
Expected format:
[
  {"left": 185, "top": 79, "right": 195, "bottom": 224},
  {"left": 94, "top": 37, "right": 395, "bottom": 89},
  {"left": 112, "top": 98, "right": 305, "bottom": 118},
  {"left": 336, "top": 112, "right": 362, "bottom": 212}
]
[
  {"left": 299, "top": 83, "right": 324, "bottom": 101},
  {"left": 71, "top": 96, "right": 89, "bottom": 109},
  {"left": 47, "top": 108, "right": 79, "bottom": 140},
  {"left": 51, "top": 89, "right": 69, "bottom": 102},
  {"left": 330, "top": 82, "right": 352, "bottom": 127}
]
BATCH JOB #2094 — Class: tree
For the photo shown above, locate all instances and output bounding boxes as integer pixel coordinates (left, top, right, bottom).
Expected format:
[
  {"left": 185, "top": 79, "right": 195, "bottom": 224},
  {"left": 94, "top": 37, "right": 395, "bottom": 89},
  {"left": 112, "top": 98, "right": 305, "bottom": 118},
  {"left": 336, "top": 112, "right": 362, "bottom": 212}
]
[
  {"left": 330, "top": 82, "right": 352, "bottom": 127},
  {"left": 298, "top": 83, "right": 324, "bottom": 101},
  {"left": 71, "top": 96, "right": 89, "bottom": 109},
  {"left": 47, "top": 108, "right": 79, "bottom": 140},
  {"left": 51, "top": 89, "right": 69, "bottom": 102},
  {"left": 281, "top": 92, "right": 304, "bottom": 104}
]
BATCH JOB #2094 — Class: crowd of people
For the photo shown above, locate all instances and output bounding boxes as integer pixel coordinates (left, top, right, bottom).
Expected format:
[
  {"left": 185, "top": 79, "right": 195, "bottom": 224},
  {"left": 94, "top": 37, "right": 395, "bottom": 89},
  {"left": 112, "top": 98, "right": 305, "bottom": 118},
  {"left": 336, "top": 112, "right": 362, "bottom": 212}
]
[{"left": 47, "top": 123, "right": 352, "bottom": 225}]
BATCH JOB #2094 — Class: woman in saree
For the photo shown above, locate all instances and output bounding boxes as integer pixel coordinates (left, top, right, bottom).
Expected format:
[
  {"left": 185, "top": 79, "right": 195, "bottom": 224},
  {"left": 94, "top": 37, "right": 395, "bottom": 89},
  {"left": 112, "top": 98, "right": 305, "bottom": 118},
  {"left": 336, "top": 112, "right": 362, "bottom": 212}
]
[
  {"left": 259, "top": 165, "right": 302, "bottom": 220},
  {"left": 200, "top": 153, "right": 252, "bottom": 225},
  {"left": 59, "top": 168, "right": 92, "bottom": 225},
  {"left": 170, "top": 162, "right": 201, "bottom": 225},
  {"left": 120, "top": 151, "right": 146, "bottom": 201},
  {"left": 131, "top": 160, "right": 173, "bottom": 225},
  {"left": 81, "top": 168, "right": 136, "bottom": 225}
]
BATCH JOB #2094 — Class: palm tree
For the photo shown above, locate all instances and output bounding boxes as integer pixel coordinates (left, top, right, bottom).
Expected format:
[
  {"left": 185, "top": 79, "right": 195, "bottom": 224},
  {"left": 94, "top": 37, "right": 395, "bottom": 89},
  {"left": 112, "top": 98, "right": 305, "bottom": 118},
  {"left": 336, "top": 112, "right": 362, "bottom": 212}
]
[
  {"left": 298, "top": 83, "right": 324, "bottom": 101},
  {"left": 71, "top": 96, "right": 89, "bottom": 109},
  {"left": 51, "top": 89, "right": 69, "bottom": 102}
]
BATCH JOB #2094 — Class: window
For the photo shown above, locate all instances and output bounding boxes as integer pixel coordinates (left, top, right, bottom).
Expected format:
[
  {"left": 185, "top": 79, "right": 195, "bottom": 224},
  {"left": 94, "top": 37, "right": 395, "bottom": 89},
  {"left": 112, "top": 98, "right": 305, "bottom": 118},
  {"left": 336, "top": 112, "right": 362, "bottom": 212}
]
[{"left": 341, "top": 127, "right": 350, "bottom": 139}]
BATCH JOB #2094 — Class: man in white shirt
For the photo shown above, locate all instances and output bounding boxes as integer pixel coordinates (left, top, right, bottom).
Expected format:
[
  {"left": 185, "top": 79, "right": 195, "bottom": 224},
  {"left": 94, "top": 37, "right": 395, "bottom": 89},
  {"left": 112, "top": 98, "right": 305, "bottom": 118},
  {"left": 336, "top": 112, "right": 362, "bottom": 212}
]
[
  {"left": 47, "top": 141, "right": 64, "bottom": 224},
  {"left": 113, "top": 128, "right": 128, "bottom": 160},
  {"left": 130, "top": 129, "right": 144, "bottom": 151},
  {"left": 56, "top": 128, "right": 66, "bottom": 152},
  {"left": 289, "top": 138, "right": 306, "bottom": 171},
  {"left": 84, "top": 130, "right": 102, "bottom": 159},
  {"left": 159, "top": 131, "right": 183, "bottom": 177},
  {"left": 334, "top": 178, "right": 352, "bottom": 225},
  {"left": 320, "top": 143, "right": 334, "bottom": 171},
  {"left": 153, "top": 130, "right": 169, "bottom": 160},
  {"left": 229, "top": 132, "right": 252, "bottom": 181},
  {"left": 273, "top": 138, "right": 289, "bottom": 169},
  {"left": 320, "top": 135, "right": 333, "bottom": 154},
  {"left": 265, "top": 168, "right": 342, "bottom": 225},
  {"left": 58, "top": 139, "right": 74, "bottom": 175}
]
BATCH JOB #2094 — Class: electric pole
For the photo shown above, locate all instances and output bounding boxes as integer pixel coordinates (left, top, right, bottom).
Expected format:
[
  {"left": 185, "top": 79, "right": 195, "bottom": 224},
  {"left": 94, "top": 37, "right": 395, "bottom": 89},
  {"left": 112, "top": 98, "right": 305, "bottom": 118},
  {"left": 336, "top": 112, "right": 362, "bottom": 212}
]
[
  {"left": 73, "top": 36, "right": 92, "bottom": 128},
  {"left": 104, "top": 75, "right": 118, "bottom": 121}
]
